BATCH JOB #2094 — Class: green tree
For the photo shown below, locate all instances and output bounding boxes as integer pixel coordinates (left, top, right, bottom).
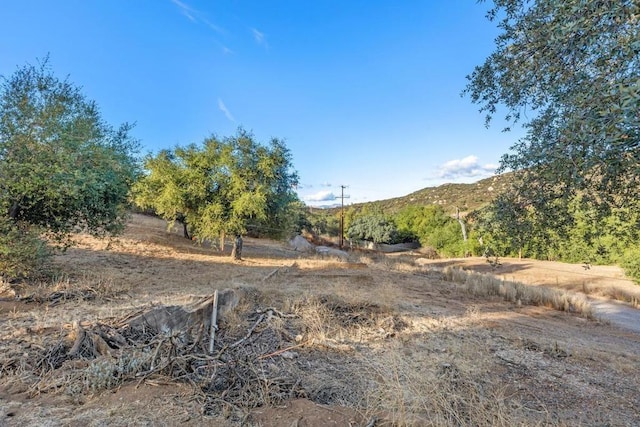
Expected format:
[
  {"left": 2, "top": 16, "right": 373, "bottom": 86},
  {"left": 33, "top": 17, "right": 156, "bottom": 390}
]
[
  {"left": 473, "top": 191, "right": 537, "bottom": 258},
  {"left": 307, "top": 210, "right": 339, "bottom": 237},
  {"left": 346, "top": 214, "right": 399, "bottom": 244},
  {"left": 395, "top": 205, "right": 471, "bottom": 257},
  {"left": 552, "top": 197, "right": 640, "bottom": 264},
  {"left": 0, "top": 58, "right": 139, "bottom": 277},
  {"left": 465, "top": 0, "right": 639, "bottom": 225},
  {"left": 245, "top": 138, "right": 302, "bottom": 239},
  {"left": 131, "top": 149, "right": 195, "bottom": 238},
  {"left": 133, "top": 129, "right": 299, "bottom": 258}
]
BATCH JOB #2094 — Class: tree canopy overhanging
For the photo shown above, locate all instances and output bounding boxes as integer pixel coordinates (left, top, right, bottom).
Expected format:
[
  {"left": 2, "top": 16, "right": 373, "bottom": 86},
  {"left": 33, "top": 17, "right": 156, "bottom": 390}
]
[{"left": 464, "top": 0, "right": 640, "bottom": 215}]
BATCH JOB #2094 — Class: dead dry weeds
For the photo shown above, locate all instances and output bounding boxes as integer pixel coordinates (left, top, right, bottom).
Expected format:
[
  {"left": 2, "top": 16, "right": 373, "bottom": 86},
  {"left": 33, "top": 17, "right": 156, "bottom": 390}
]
[{"left": 1, "top": 214, "right": 640, "bottom": 426}]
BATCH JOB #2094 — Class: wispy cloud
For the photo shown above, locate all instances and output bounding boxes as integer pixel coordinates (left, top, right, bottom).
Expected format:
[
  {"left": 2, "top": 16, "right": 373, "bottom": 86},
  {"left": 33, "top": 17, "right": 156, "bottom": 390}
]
[
  {"left": 170, "top": 0, "right": 226, "bottom": 35},
  {"left": 251, "top": 28, "right": 269, "bottom": 49},
  {"left": 202, "top": 18, "right": 226, "bottom": 35},
  {"left": 171, "top": 0, "right": 196, "bottom": 21},
  {"left": 433, "top": 155, "right": 497, "bottom": 181},
  {"left": 217, "top": 98, "right": 236, "bottom": 122},
  {"left": 304, "top": 190, "right": 336, "bottom": 203}
]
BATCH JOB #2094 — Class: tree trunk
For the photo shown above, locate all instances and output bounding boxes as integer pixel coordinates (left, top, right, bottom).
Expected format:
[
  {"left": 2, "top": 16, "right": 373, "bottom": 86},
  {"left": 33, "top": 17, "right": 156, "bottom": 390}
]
[
  {"left": 456, "top": 207, "right": 467, "bottom": 242},
  {"left": 231, "top": 235, "right": 243, "bottom": 260},
  {"left": 219, "top": 230, "right": 226, "bottom": 252},
  {"left": 176, "top": 214, "right": 190, "bottom": 239},
  {"left": 9, "top": 201, "right": 19, "bottom": 221}
]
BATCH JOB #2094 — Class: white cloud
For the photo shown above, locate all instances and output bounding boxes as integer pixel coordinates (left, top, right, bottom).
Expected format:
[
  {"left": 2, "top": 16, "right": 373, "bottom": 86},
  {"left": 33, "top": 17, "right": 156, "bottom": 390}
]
[
  {"left": 171, "top": 0, "right": 226, "bottom": 35},
  {"left": 217, "top": 98, "right": 235, "bottom": 122},
  {"left": 171, "top": 0, "right": 196, "bottom": 21},
  {"left": 435, "top": 155, "right": 498, "bottom": 181},
  {"left": 202, "top": 18, "right": 226, "bottom": 35},
  {"left": 251, "top": 28, "right": 268, "bottom": 48},
  {"left": 304, "top": 190, "right": 336, "bottom": 202}
]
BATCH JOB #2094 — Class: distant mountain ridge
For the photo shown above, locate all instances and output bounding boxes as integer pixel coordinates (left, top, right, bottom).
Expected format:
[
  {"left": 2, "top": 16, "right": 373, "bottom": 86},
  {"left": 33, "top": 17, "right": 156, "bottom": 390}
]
[{"left": 325, "top": 173, "right": 513, "bottom": 215}]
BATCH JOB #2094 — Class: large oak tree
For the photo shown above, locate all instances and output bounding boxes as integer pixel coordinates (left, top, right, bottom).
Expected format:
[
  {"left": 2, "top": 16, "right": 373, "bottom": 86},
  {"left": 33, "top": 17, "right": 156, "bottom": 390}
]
[{"left": 465, "top": 0, "right": 639, "bottom": 224}]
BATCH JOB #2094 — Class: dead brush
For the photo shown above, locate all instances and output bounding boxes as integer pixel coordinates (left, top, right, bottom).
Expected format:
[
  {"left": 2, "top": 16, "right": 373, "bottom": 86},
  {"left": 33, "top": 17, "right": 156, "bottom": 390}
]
[
  {"left": 13, "top": 273, "right": 129, "bottom": 307},
  {"left": 443, "top": 266, "right": 595, "bottom": 319},
  {"left": 290, "top": 295, "right": 335, "bottom": 343},
  {"left": 604, "top": 287, "right": 640, "bottom": 308},
  {"left": 357, "top": 345, "right": 521, "bottom": 427},
  {"left": 12, "top": 292, "right": 317, "bottom": 421},
  {"left": 290, "top": 294, "right": 407, "bottom": 347}
]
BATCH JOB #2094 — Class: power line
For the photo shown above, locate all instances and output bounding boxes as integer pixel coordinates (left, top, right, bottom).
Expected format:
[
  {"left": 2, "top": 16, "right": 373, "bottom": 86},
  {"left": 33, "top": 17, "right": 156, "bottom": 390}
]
[{"left": 338, "top": 185, "right": 350, "bottom": 248}]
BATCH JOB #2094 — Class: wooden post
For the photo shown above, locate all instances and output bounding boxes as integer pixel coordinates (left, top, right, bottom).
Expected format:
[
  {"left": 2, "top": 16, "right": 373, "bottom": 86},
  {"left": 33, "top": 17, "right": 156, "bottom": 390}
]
[{"left": 209, "top": 290, "right": 219, "bottom": 354}]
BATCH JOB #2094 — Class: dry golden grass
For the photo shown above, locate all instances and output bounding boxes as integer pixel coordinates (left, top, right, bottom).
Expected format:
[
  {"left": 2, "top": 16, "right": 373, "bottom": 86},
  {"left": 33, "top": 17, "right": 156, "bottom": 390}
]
[
  {"left": 2, "top": 214, "right": 640, "bottom": 426},
  {"left": 442, "top": 266, "right": 595, "bottom": 319}
]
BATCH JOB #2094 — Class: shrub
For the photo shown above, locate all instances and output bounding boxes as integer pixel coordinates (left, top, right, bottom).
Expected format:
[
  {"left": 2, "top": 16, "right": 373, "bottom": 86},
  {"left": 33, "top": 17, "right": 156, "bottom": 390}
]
[
  {"left": 620, "top": 246, "right": 640, "bottom": 284},
  {"left": 346, "top": 214, "right": 402, "bottom": 244},
  {"left": 0, "top": 218, "right": 50, "bottom": 279}
]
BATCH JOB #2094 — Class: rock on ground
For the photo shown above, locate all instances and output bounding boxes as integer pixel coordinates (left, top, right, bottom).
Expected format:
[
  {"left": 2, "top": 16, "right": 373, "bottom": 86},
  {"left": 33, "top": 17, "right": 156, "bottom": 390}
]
[{"left": 289, "top": 235, "right": 314, "bottom": 252}]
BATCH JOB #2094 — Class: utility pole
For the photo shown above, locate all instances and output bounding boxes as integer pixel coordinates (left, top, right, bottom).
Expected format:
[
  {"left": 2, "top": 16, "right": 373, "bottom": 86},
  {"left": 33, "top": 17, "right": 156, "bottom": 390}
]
[{"left": 339, "top": 185, "right": 349, "bottom": 249}]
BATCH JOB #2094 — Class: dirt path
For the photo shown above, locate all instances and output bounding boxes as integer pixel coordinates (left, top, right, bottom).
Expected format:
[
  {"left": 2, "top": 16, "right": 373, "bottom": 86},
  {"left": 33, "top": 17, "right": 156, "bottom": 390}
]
[{"left": 589, "top": 298, "right": 640, "bottom": 334}]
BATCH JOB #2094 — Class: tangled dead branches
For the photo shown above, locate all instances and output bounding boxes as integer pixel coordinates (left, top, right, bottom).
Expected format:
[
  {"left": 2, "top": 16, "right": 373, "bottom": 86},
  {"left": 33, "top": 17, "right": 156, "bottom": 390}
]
[{"left": 11, "top": 295, "right": 358, "bottom": 422}]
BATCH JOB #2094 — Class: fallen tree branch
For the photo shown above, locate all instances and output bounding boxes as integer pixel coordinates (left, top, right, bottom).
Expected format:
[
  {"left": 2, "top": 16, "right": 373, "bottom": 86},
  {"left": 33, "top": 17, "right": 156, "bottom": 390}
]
[
  {"left": 262, "top": 268, "right": 280, "bottom": 282},
  {"left": 257, "top": 342, "right": 306, "bottom": 360},
  {"left": 230, "top": 313, "right": 265, "bottom": 349},
  {"left": 256, "top": 307, "right": 298, "bottom": 318}
]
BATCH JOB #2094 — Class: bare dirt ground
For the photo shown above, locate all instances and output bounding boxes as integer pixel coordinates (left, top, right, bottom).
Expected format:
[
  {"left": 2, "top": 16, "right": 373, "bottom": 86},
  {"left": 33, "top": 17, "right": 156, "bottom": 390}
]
[{"left": 1, "top": 214, "right": 640, "bottom": 426}]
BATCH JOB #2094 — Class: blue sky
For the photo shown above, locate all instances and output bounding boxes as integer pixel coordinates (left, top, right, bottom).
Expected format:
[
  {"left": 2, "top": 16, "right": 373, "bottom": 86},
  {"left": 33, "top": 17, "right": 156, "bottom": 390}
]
[{"left": 1, "top": 1, "right": 522, "bottom": 206}]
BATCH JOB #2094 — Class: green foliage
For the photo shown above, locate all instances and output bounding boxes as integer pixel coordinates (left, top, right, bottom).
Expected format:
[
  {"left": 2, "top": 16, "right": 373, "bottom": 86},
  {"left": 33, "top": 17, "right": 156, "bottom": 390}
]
[
  {"left": 133, "top": 128, "right": 299, "bottom": 244},
  {"left": 0, "top": 58, "right": 139, "bottom": 240},
  {"left": 0, "top": 218, "right": 49, "bottom": 279},
  {"left": 620, "top": 246, "right": 640, "bottom": 284},
  {"left": 249, "top": 199, "right": 309, "bottom": 239},
  {"left": 466, "top": 0, "right": 640, "bottom": 222},
  {"left": 394, "top": 205, "right": 473, "bottom": 256},
  {"left": 553, "top": 198, "right": 640, "bottom": 265},
  {"left": 473, "top": 192, "right": 640, "bottom": 268},
  {"left": 0, "top": 58, "right": 139, "bottom": 277},
  {"left": 346, "top": 214, "right": 400, "bottom": 244},
  {"left": 306, "top": 210, "right": 339, "bottom": 236},
  {"left": 130, "top": 149, "right": 194, "bottom": 234},
  {"left": 471, "top": 191, "right": 541, "bottom": 258}
]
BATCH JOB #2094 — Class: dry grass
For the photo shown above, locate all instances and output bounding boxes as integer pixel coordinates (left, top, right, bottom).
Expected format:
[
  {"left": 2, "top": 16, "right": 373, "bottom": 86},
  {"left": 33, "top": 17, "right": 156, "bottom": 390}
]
[
  {"left": 442, "top": 266, "right": 595, "bottom": 319},
  {"left": 3, "top": 214, "right": 640, "bottom": 426},
  {"left": 603, "top": 286, "right": 640, "bottom": 308}
]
